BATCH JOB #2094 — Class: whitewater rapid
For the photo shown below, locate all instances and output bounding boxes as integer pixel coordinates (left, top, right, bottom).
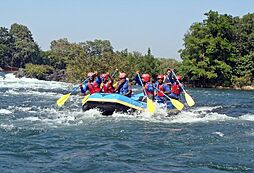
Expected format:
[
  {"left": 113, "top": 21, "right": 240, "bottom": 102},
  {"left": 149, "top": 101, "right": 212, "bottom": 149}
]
[{"left": 0, "top": 73, "right": 253, "bottom": 132}]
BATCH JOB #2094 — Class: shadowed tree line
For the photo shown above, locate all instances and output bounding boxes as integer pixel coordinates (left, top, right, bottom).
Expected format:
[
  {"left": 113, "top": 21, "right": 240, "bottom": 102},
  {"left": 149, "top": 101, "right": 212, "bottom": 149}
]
[{"left": 0, "top": 10, "right": 253, "bottom": 87}]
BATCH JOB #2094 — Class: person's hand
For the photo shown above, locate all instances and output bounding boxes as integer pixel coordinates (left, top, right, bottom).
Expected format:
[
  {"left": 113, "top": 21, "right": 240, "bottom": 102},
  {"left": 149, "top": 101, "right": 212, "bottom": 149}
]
[
  {"left": 118, "top": 80, "right": 124, "bottom": 85},
  {"left": 94, "top": 71, "right": 98, "bottom": 75},
  {"left": 142, "top": 86, "right": 146, "bottom": 91},
  {"left": 136, "top": 70, "right": 139, "bottom": 74},
  {"left": 106, "top": 72, "right": 110, "bottom": 75},
  {"left": 79, "top": 83, "right": 83, "bottom": 87}
]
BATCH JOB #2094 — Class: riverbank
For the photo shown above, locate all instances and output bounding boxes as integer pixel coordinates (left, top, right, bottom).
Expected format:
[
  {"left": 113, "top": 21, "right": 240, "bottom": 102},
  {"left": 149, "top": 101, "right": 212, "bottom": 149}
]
[
  {"left": 216, "top": 85, "right": 254, "bottom": 91},
  {"left": 4, "top": 69, "right": 253, "bottom": 91}
]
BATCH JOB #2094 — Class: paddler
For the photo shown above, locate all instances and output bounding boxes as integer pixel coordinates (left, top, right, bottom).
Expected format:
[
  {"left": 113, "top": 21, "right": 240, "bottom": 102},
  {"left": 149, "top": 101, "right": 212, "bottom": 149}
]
[
  {"left": 114, "top": 72, "right": 132, "bottom": 97},
  {"left": 100, "top": 72, "right": 115, "bottom": 93},
  {"left": 80, "top": 72, "right": 101, "bottom": 95}
]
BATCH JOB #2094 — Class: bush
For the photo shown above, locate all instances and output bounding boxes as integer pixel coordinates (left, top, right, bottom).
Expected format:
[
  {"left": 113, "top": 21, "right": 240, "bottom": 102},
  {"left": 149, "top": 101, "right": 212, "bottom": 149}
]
[
  {"left": 24, "top": 63, "right": 54, "bottom": 80},
  {"left": 231, "top": 73, "right": 253, "bottom": 87}
]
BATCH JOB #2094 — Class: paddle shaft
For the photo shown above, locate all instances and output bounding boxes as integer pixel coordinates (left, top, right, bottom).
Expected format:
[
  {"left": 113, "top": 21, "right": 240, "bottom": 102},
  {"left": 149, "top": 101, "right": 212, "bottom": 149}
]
[
  {"left": 154, "top": 87, "right": 173, "bottom": 101},
  {"left": 71, "top": 79, "right": 87, "bottom": 94},
  {"left": 111, "top": 69, "right": 118, "bottom": 78},
  {"left": 137, "top": 73, "right": 148, "bottom": 98},
  {"left": 171, "top": 70, "right": 185, "bottom": 92}
]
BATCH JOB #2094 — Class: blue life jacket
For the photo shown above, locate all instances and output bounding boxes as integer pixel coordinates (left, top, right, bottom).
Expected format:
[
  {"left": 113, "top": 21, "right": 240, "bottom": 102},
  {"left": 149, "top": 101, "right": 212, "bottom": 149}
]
[{"left": 116, "top": 80, "right": 131, "bottom": 96}]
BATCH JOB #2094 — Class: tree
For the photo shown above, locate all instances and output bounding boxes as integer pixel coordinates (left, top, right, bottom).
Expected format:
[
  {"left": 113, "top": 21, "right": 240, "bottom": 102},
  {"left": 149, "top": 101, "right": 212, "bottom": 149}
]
[
  {"left": 10, "top": 23, "right": 40, "bottom": 67},
  {"left": 0, "top": 27, "right": 14, "bottom": 67},
  {"left": 179, "top": 10, "right": 254, "bottom": 87}
]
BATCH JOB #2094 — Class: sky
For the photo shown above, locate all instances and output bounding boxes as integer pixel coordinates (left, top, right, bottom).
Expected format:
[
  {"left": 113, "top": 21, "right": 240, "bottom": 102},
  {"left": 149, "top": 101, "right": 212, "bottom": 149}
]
[{"left": 1, "top": 0, "right": 253, "bottom": 60}]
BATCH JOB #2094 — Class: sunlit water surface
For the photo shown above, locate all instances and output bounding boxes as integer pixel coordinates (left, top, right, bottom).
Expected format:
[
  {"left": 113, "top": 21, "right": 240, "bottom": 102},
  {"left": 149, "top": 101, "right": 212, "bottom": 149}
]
[{"left": 0, "top": 74, "right": 253, "bottom": 172}]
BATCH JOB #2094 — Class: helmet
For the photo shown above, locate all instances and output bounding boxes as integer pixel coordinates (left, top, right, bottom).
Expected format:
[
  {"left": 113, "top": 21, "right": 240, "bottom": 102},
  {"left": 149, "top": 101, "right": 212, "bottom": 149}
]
[
  {"left": 177, "top": 75, "right": 182, "bottom": 81},
  {"left": 87, "top": 72, "right": 95, "bottom": 77},
  {"left": 101, "top": 73, "right": 109, "bottom": 81},
  {"left": 141, "top": 74, "right": 151, "bottom": 82},
  {"left": 157, "top": 74, "right": 164, "bottom": 80},
  {"left": 119, "top": 72, "right": 126, "bottom": 79}
]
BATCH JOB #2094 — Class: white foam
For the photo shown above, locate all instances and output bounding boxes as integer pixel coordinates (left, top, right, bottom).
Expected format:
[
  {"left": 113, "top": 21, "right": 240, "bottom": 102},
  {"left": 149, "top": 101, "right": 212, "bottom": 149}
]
[
  {"left": 170, "top": 109, "right": 234, "bottom": 123},
  {"left": 238, "top": 114, "right": 254, "bottom": 121},
  {"left": 0, "top": 109, "right": 12, "bottom": 115},
  {"left": 0, "top": 73, "right": 68, "bottom": 90},
  {"left": 212, "top": 131, "right": 224, "bottom": 137},
  {"left": 0, "top": 123, "right": 15, "bottom": 131}
]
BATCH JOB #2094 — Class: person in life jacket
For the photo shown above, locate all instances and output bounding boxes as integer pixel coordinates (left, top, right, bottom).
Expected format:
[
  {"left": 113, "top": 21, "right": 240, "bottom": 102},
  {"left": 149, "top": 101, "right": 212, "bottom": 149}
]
[
  {"left": 164, "top": 68, "right": 173, "bottom": 87},
  {"left": 154, "top": 74, "right": 174, "bottom": 109},
  {"left": 94, "top": 70, "right": 102, "bottom": 86},
  {"left": 100, "top": 72, "right": 115, "bottom": 93},
  {"left": 141, "top": 73, "right": 154, "bottom": 100},
  {"left": 114, "top": 72, "right": 132, "bottom": 97},
  {"left": 80, "top": 72, "right": 101, "bottom": 95},
  {"left": 169, "top": 75, "right": 183, "bottom": 99}
]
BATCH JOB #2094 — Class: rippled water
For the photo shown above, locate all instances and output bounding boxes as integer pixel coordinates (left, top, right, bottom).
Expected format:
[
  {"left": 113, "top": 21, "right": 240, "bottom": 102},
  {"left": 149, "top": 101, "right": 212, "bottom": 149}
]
[{"left": 0, "top": 74, "right": 253, "bottom": 172}]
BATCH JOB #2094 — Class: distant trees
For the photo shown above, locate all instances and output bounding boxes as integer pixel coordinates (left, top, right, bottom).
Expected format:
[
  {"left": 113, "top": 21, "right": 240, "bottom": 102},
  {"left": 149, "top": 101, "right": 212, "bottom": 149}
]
[
  {"left": 179, "top": 11, "right": 254, "bottom": 87},
  {"left": 47, "top": 38, "right": 179, "bottom": 82},
  {"left": 1, "top": 11, "right": 253, "bottom": 88}
]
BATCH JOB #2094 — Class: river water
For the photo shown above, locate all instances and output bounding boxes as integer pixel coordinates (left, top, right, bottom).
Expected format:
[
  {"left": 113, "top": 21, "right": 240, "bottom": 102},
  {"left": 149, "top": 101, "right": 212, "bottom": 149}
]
[{"left": 0, "top": 74, "right": 253, "bottom": 172}]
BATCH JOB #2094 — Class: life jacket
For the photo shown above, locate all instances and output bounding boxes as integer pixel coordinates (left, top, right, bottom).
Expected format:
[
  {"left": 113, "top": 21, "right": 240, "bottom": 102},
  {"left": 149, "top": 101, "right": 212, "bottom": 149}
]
[
  {"left": 171, "top": 83, "right": 181, "bottom": 95},
  {"left": 87, "top": 81, "right": 101, "bottom": 94},
  {"left": 144, "top": 82, "right": 154, "bottom": 97},
  {"left": 155, "top": 83, "right": 165, "bottom": 97},
  {"left": 117, "top": 80, "right": 130, "bottom": 96},
  {"left": 101, "top": 81, "right": 114, "bottom": 93}
]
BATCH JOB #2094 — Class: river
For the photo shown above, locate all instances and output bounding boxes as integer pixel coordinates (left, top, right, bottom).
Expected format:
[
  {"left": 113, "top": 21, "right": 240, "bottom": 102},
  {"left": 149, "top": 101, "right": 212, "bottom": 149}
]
[{"left": 0, "top": 73, "right": 253, "bottom": 172}]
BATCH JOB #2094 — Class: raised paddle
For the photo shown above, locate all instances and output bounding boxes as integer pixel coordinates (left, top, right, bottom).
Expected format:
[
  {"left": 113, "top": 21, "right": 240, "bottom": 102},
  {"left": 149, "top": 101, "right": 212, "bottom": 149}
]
[
  {"left": 154, "top": 87, "right": 184, "bottom": 111},
  {"left": 137, "top": 73, "right": 156, "bottom": 113},
  {"left": 56, "top": 79, "right": 87, "bottom": 107},
  {"left": 171, "top": 70, "right": 195, "bottom": 107}
]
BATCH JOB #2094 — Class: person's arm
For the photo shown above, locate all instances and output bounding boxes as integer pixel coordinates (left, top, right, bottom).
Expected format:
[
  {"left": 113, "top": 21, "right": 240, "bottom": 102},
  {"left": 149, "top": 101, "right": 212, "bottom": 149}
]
[
  {"left": 80, "top": 83, "right": 88, "bottom": 94},
  {"left": 147, "top": 83, "right": 154, "bottom": 92},
  {"left": 108, "top": 72, "right": 114, "bottom": 84},
  {"left": 114, "top": 82, "right": 120, "bottom": 92},
  {"left": 163, "top": 84, "right": 171, "bottom": 95},
  {"left": 168, "top": 71, "right": 175, "bottom": 84},
  {"left": 124, "top": 82, "right": 132, "bottom": 96}
]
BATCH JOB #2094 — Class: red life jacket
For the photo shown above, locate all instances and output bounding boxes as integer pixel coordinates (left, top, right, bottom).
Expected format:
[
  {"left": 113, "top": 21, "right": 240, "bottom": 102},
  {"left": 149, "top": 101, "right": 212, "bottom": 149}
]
[
  {"left": 144, "top": 82, "right": 154, "bottom": 97},
  {"left": 171, "top": 83, "right": 181, "bottom": 95},
  {"left": 88, "top": 81, "right": 100, "bottom": 94},
  {"left": 101, "top": 81, "right": 114, "bottom": 93},
  {"left": 155, "top": 83, "right": 165, "bottom": 97}
]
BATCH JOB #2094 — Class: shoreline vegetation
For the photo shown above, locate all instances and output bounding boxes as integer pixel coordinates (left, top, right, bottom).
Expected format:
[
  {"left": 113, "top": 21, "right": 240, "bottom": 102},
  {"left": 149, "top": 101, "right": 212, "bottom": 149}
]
[{"left": 0, "top": 10, "right": 253, "bottom": 90}]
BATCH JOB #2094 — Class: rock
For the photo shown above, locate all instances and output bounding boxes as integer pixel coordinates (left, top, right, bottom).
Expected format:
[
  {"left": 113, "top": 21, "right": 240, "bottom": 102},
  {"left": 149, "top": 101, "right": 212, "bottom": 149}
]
[
  {"left": 14, "top": 68, "right": 25, "bottom": 78},
  {"left": 241, "top": 85, "right": 254, "bottom": 90}
]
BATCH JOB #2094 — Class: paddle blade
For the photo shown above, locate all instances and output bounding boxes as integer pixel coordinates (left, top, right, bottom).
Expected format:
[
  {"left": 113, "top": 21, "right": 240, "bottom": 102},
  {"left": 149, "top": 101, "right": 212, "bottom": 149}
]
[
  {"left": 113, "top": 82, "right": 117, "bottom": 88},
  {"left": 56, "top": 93, "right": 71, "bottom": 107},
  {"left": 170, "top": 98, "right": 184, "bottom": 111},
  {"left": 82, "top": 94, "right": 90, "bottom": 105},
  {"left": 147, "top": 98, "right": 156, "bottom": 113},
  {"left": 184, "top": 91, "right": 195, "bottom": 106}
]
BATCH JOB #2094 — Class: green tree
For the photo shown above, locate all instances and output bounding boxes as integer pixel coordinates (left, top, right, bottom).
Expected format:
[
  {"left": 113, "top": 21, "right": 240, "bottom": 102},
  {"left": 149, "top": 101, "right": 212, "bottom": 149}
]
[
  {"left": 10, "top": 23, "right": 40, "bottom": 67},
  {"left": 0, "top": 27, "right": 14, "bottom": 67},
  {"left": 180, "top": 10, "right": 254, "bottom": 87}
]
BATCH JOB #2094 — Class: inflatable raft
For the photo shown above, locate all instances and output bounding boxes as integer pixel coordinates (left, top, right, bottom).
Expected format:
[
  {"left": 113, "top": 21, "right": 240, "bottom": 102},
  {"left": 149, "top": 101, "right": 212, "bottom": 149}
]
[{"left": 82, "top": 93, "right": 179, "bottom": 116}]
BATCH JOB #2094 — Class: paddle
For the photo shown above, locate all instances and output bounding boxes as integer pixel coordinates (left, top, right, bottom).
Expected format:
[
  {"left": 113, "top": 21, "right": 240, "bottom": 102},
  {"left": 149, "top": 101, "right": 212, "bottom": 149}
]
[
  {"left": 56, "top": 79, "right": 87, "bottom": 107},
  {"left": 137, "top": 73, "right": 156, "bottom": 113},
  {"left": 154, "top": 87, "right": 184, "bottom": 111},
  {"left": 82, "top": 94, "right": 90, "bottom": 105},
  {"left": 171, "top": 70, "right": 195, "bottom": 107}
]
